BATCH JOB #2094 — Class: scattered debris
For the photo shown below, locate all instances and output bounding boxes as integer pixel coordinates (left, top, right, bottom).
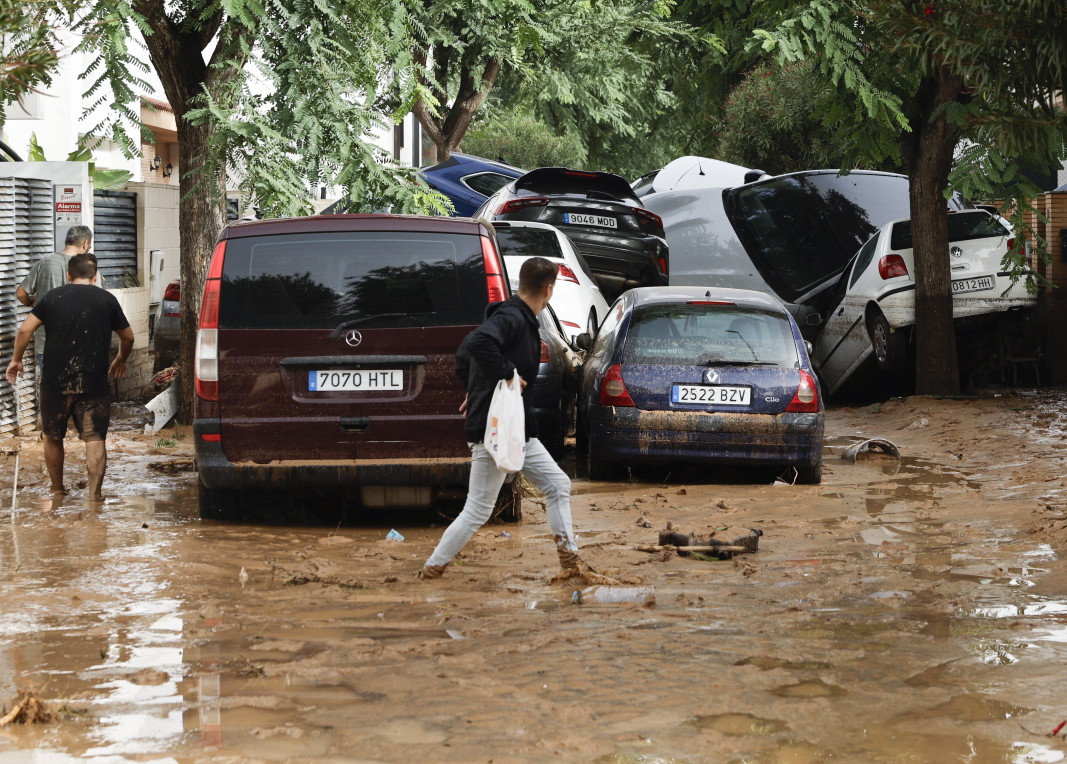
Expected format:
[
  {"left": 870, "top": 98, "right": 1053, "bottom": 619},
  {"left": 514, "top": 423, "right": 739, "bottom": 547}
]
[
  {"left": 144, "top": 370, "right": 180, "bottom": 434},
  {"left": 676, "top": 488, "right": 687, "bottom": 495},
  {"left": 1049, "top": 719, "right": 1067, "bottom": 737},
  {"left": 841, "top": 438, "right": 901, "bottom": 463},
  {"left": 238, "top": 567, "right": 249, "bottom": 588},
  {"left": 635, "top": 516, "right": 653, "bottom": 528},
  {"left": 385, "top": 529, "right": 404, "bottom": 542},
  {"left": 498, "top": 531, "right": 512, "bottom": 538},
  {"left": 648, "top": 527, "right": 762, "bottom": 559},
  {"left": 148, "top": 458, "right": 195, "bottom": 474},
  {"left": 572, "top": 586, "right": 655, "bottom": 606},
  {"left": 0, "top": 690, "right": 54, "bottom": 726}
]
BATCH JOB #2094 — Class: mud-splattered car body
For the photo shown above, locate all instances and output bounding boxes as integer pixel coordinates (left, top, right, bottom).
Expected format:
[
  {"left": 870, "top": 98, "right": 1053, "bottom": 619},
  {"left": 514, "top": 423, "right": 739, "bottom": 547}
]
[
  {"left": 528, "top": 304, "right": 581, "bottom": 459},
  {"left": 577, "top": 287, "right": 824, "bottom": 483},
  {"left": 812, "top": 210, "right": 1038, "bottom": 395}
]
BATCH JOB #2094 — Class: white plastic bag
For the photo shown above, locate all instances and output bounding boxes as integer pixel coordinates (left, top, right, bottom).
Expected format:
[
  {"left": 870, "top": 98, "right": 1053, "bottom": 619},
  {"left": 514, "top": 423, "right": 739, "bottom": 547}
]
[{"left": 485, "top": 375, "right": 526, "bottom": 472}]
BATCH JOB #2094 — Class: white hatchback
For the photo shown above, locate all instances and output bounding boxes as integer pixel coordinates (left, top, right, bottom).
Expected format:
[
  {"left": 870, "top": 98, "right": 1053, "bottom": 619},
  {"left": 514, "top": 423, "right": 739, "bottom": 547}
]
[
  {"left": 493, "top": 221, "right": 610, "bottom": 340},
  {"left": 812, "top": 210, "right": 1036, "bottom": 394}
]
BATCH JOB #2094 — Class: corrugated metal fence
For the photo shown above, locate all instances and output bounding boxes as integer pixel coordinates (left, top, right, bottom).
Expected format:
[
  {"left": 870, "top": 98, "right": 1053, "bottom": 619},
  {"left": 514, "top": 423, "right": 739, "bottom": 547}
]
[
  {"left": 93, "top": 190, "right": 138, "bottom": 287},
  {"left": 0, "top": 177, "right": 52, "bottom": 435}
]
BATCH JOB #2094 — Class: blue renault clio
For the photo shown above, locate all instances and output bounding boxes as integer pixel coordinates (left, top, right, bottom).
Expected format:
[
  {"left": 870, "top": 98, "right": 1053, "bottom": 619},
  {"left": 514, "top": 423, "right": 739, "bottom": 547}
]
[{"left": 576, "top": 287, "right": 824, "bottom": 483}]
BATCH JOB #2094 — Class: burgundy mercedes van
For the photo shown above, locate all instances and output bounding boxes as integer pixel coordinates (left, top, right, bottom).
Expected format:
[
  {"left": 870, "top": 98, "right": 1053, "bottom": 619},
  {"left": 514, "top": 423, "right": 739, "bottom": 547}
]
[{"left": 192, "top": 214, "right": 517, "bottom": 520}]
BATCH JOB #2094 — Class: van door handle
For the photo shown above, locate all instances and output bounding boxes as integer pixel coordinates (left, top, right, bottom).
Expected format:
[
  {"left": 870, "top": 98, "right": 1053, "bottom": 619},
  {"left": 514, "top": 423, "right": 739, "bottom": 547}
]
[{"left": 339, "top": 417, "right": 371, "bottom": 432}]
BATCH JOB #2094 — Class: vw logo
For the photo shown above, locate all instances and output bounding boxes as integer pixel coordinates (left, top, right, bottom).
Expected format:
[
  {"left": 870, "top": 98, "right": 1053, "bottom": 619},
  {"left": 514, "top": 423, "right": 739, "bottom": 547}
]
[
  {"left": 703, "top": 368, "right": 719, "bottom": 384},
  {"left": 344, "top": 330, "right": 363, "bottom": 347},
  {"left": 950, "top": 246, "right": 963, "bottom": 258}
]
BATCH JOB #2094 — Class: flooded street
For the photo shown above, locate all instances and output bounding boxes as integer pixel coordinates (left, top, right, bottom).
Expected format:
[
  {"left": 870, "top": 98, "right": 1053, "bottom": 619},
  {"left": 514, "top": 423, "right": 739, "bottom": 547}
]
[{"left": 1, "top": 393, "right": 1067, "bottom": 763}]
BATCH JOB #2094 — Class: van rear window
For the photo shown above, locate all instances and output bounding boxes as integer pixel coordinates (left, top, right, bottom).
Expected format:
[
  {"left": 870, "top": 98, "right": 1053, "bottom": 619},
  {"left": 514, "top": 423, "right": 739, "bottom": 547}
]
[{"left": 219, "top": 232, "right": 487, "bottom": 329}]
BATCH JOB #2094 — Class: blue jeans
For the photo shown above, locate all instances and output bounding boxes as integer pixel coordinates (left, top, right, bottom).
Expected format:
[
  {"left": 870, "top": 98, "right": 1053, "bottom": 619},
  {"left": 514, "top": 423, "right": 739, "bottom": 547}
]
[{"left": 426, "top": 438, "right": 577, "bottom": 567}]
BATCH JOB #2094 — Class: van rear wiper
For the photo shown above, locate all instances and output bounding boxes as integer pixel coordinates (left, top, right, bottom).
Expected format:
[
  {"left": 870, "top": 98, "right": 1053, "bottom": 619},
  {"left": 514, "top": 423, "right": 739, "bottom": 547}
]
[{"left": 330, "top": 313, "right": 432, "bottom": 338}]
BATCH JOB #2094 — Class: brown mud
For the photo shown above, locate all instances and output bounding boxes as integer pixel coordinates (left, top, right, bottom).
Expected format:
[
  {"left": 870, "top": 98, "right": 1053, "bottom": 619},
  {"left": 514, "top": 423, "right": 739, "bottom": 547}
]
[{"left": 0, "top": 392, "right": 1066, "bottom": 762}]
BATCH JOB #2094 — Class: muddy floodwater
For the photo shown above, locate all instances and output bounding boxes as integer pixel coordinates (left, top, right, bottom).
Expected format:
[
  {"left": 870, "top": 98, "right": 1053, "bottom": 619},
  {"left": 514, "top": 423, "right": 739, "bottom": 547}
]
[{"left": 1, "top": 393, "right": 1067, "bottom": 763}]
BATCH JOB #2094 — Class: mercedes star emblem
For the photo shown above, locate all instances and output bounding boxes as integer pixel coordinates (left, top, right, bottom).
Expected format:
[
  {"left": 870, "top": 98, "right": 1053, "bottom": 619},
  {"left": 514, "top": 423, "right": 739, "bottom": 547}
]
[{"left": 344, "top": 330, "right": 363, "bottom": 347}]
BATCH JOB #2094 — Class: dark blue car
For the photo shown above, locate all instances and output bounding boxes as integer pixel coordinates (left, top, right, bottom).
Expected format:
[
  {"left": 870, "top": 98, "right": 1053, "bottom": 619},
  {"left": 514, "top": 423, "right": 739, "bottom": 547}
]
[
  {"left": 419, "top": 153, "right": 525, "bottom": 217},
  {"left": 576, "top": 287, "right": 824, "bottom": 483}
]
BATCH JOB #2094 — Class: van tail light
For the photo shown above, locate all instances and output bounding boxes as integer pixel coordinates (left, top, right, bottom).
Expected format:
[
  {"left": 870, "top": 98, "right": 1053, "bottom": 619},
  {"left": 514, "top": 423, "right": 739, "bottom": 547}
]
[
  {"left": 195, "top": 241, "right": 226, "bottom": 402},
  {"left": 632, "top": 206, "right": 665, "bottom": 238},
  {"left": 557, "top": 264, "right": 580, "bottom": 284},
  {"left": 497, "top": 197, "right": 549, "bottom": 215},
  {"left": 785, "top": 370, "right": 820, "bottom": 413},
  {"left": 658, "top": 254, "right": 668, "bottom": 276},
  {"left": 561, "top": 320, "right": 581, "bottom": 330},
  {"left": 878, "top": 255, "right": 909, "bottom": 280},
  {"left": 598, "top": 363, "right": 635, "bottom": 407},
  {"left": 481, "top": 235, "right": 508, "bottom": 303},
  {"left": 540, "top": 340, "right": 551, "bottom": 363}
]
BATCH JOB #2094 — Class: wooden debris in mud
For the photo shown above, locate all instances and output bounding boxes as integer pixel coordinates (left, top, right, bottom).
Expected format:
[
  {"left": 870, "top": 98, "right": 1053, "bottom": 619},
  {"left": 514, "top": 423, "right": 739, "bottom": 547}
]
[
  {"left": 148, "top": 458, "right": 196, "bottom": 474},
  {"left": 0, "top": 690, "right": 54, "bottom": 726},
  {"left": 650, "top": 526, "right": 762, "bottom": 560}
]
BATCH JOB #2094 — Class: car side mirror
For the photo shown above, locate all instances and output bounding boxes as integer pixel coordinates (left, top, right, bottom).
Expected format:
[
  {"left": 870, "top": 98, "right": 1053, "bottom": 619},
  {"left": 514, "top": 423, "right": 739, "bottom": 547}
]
[
  {"left": 805, "top": 313, "right": 822, "bottom": 326},
  {"left": 574, "top": 332, "right": 593, "bottom": 351}
]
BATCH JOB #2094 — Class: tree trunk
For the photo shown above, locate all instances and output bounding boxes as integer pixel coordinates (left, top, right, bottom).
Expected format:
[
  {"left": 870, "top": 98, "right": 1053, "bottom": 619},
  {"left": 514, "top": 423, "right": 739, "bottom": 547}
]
[
  {"left": 901, "top": 68, "right": 964, "bottom": 396},
  {"left": 174, "top": 120, "right": 226, "bottom": 423},
  {"left": 414, "top": 57, "right": 500, "bottom": 162}
]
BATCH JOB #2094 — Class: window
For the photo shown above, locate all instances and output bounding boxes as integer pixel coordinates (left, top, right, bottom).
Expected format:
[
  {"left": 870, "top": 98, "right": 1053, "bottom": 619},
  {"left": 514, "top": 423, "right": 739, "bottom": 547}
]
[
  {"left": 220, "top": 232, "right": 486, "bottom": 329},
  {"left": 494, "top": 227, "right": 564, "bottom": 259},
  {"left": 850, "top": 234, "right": 881, "bottom": 288},
  {"left": 622, "top": 305, "right": 799, "bottom": 367},
  {"left": 463, "top": 172, "right": 515, "bottom": 197},
  {"left": 889, "top": 212, "right": 1008, "bottom": 251}
]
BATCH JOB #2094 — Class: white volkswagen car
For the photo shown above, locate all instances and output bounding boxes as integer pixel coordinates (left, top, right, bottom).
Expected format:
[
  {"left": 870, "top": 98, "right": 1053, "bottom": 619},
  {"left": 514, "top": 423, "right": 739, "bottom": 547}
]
[
  {"left": 492, "top": 221, "right": 609, "bottom": 340},
  {"left": 811, "top": 210, "right": 1037, "bottom": 394}
]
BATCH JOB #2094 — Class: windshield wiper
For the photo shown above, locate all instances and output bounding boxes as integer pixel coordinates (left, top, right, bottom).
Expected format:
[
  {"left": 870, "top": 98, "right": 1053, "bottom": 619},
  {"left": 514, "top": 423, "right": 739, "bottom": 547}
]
[{"left": 330, "top": 313, "right": 432, "bottom": 338}]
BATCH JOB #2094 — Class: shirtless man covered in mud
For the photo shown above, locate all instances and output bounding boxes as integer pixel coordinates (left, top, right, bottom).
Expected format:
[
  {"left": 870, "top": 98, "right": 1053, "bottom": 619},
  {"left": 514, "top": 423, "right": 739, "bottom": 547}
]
[
  {"left": 5, "top": 253, "right": 134, "bottom": 500},
  {"left": 420, "top": 256, "right": 586, "bottom": 581}
]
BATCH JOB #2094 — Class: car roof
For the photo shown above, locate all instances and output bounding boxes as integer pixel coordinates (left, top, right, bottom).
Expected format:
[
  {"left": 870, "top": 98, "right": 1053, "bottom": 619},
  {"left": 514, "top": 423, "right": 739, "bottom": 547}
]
[
  {"left": 626, "top": 286, "right": 788, "bottom": 313},
  {"left": 220, "top": 214, "right": 493, "bottom": 239},
  {"left": 420, "top": 153, "right": 525, "bottom": 175},
  {"left": 879, "top": 208, "right": 994, "bottom": 230}
]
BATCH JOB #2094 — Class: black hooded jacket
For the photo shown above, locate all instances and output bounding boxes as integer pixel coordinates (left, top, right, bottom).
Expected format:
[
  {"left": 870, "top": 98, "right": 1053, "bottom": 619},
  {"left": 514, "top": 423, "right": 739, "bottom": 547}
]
[{"left": 455, "top": 294, "right": 540, "bottom": 443}]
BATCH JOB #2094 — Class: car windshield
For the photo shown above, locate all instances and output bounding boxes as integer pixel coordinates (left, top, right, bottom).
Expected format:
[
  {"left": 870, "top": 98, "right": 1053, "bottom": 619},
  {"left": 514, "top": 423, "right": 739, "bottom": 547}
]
[
  {"left": 725, "top": 172, "right": 914, "bottom": 302},
  {"left": 219, "top": 231, "right": 486, "bottom": 329},
  {"left": 889, "top": 212, "right": 1007, "bottom": 250},
  {"left": 494, "top": 227, "right": 564, "bottom": 258},
  {"left": 623, "top": 304, "right": 800, "bottom": 367}
]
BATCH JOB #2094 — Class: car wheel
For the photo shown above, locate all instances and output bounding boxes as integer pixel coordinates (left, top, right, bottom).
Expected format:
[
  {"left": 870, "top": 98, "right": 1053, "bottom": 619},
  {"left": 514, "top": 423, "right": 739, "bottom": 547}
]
[
  {"left": 490, "top": 478, "right": 522, "bottom": 524},
  {"left": 198, "top": 482, "right": 239, "bottom": 520},
  {"left": 586, "top": 448, "right": 618, "bottom": 481},
  {"left": 795, "top": 463, "right": 823, "bottom": 485},
  {"left": 867, "top": 311, "right": 908, "bottom": 373}
]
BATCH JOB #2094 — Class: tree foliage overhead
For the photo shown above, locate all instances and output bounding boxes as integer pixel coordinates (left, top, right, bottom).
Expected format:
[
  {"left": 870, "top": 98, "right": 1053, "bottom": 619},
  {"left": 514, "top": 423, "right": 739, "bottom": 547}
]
[
  {"left": 461, "top": 108, "right": 585, "bottom": 171},
  {"left": 407, "top": 0, "right": 697, "bottom": 174}
]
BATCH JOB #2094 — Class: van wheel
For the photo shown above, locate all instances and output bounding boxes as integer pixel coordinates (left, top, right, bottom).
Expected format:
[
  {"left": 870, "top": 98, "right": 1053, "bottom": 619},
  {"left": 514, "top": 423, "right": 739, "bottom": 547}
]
[
  {"left": 198, "top": 482, "right": 239, "bottom": 520},
  {"left": 867, "top": 311, "right": 907, "bottom": 373},
  {"left": 795, "top": 463, "right": 823, "bottom": 485},
  {"left": 491, "top": 479, "right": 522, "bottom": 524}
]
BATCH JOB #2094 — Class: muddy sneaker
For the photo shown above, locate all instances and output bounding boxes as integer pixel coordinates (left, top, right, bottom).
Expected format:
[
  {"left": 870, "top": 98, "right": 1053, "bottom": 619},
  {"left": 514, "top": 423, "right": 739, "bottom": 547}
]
[{"left": 417, "top": 563, "right": 446, "bottom": 580}]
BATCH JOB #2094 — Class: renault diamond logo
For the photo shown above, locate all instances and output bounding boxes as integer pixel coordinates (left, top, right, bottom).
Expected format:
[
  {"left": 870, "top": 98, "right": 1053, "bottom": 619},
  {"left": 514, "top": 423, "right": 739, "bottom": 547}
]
[
  {"left": 950, "top": 246, "right": 963, "bottom": 258},
  {"left": 344, "top": 330, "right": 363, "bottom": 347},
  {"left": 703, "top": 368, "right": 719, "bottom": 383}
]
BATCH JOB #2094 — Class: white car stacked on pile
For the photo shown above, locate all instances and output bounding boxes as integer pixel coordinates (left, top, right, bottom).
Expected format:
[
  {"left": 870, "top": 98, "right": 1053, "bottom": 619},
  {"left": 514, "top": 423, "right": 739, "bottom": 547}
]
[
  {"left": 812, "top": 210, "right": 1036, "bottom": 394},
  {"left": 492, "top": 221, "right": 610, "bottom": 340}
]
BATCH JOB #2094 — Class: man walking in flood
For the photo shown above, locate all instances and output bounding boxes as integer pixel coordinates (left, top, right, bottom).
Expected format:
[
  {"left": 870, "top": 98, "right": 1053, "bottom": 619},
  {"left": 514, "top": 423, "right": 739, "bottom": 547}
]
[
  {"left": 5, "top": 253, "right": 134, "bottom": 500},
  {"left": 420, "top": 257, "right": 584, "bottom": 581},
  {"left": 14, "top": 225, "right": 95, "bottom": 367}
]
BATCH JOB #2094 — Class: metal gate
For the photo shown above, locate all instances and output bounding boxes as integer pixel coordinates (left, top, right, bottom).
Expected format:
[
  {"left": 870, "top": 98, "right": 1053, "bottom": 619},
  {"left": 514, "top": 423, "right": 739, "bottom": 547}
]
[
  {"left": 0, "top": 177, "right": 52, "bottom": 435},
  {"left": 93, "top": 189, "right": 138, "bottom": 287}
]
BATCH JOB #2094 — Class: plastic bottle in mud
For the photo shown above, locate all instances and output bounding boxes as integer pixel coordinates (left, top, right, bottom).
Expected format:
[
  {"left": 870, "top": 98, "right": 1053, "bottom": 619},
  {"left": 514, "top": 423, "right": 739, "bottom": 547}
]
[{"left": 576, "top": 586, "right": 655, "bottom": 606}]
